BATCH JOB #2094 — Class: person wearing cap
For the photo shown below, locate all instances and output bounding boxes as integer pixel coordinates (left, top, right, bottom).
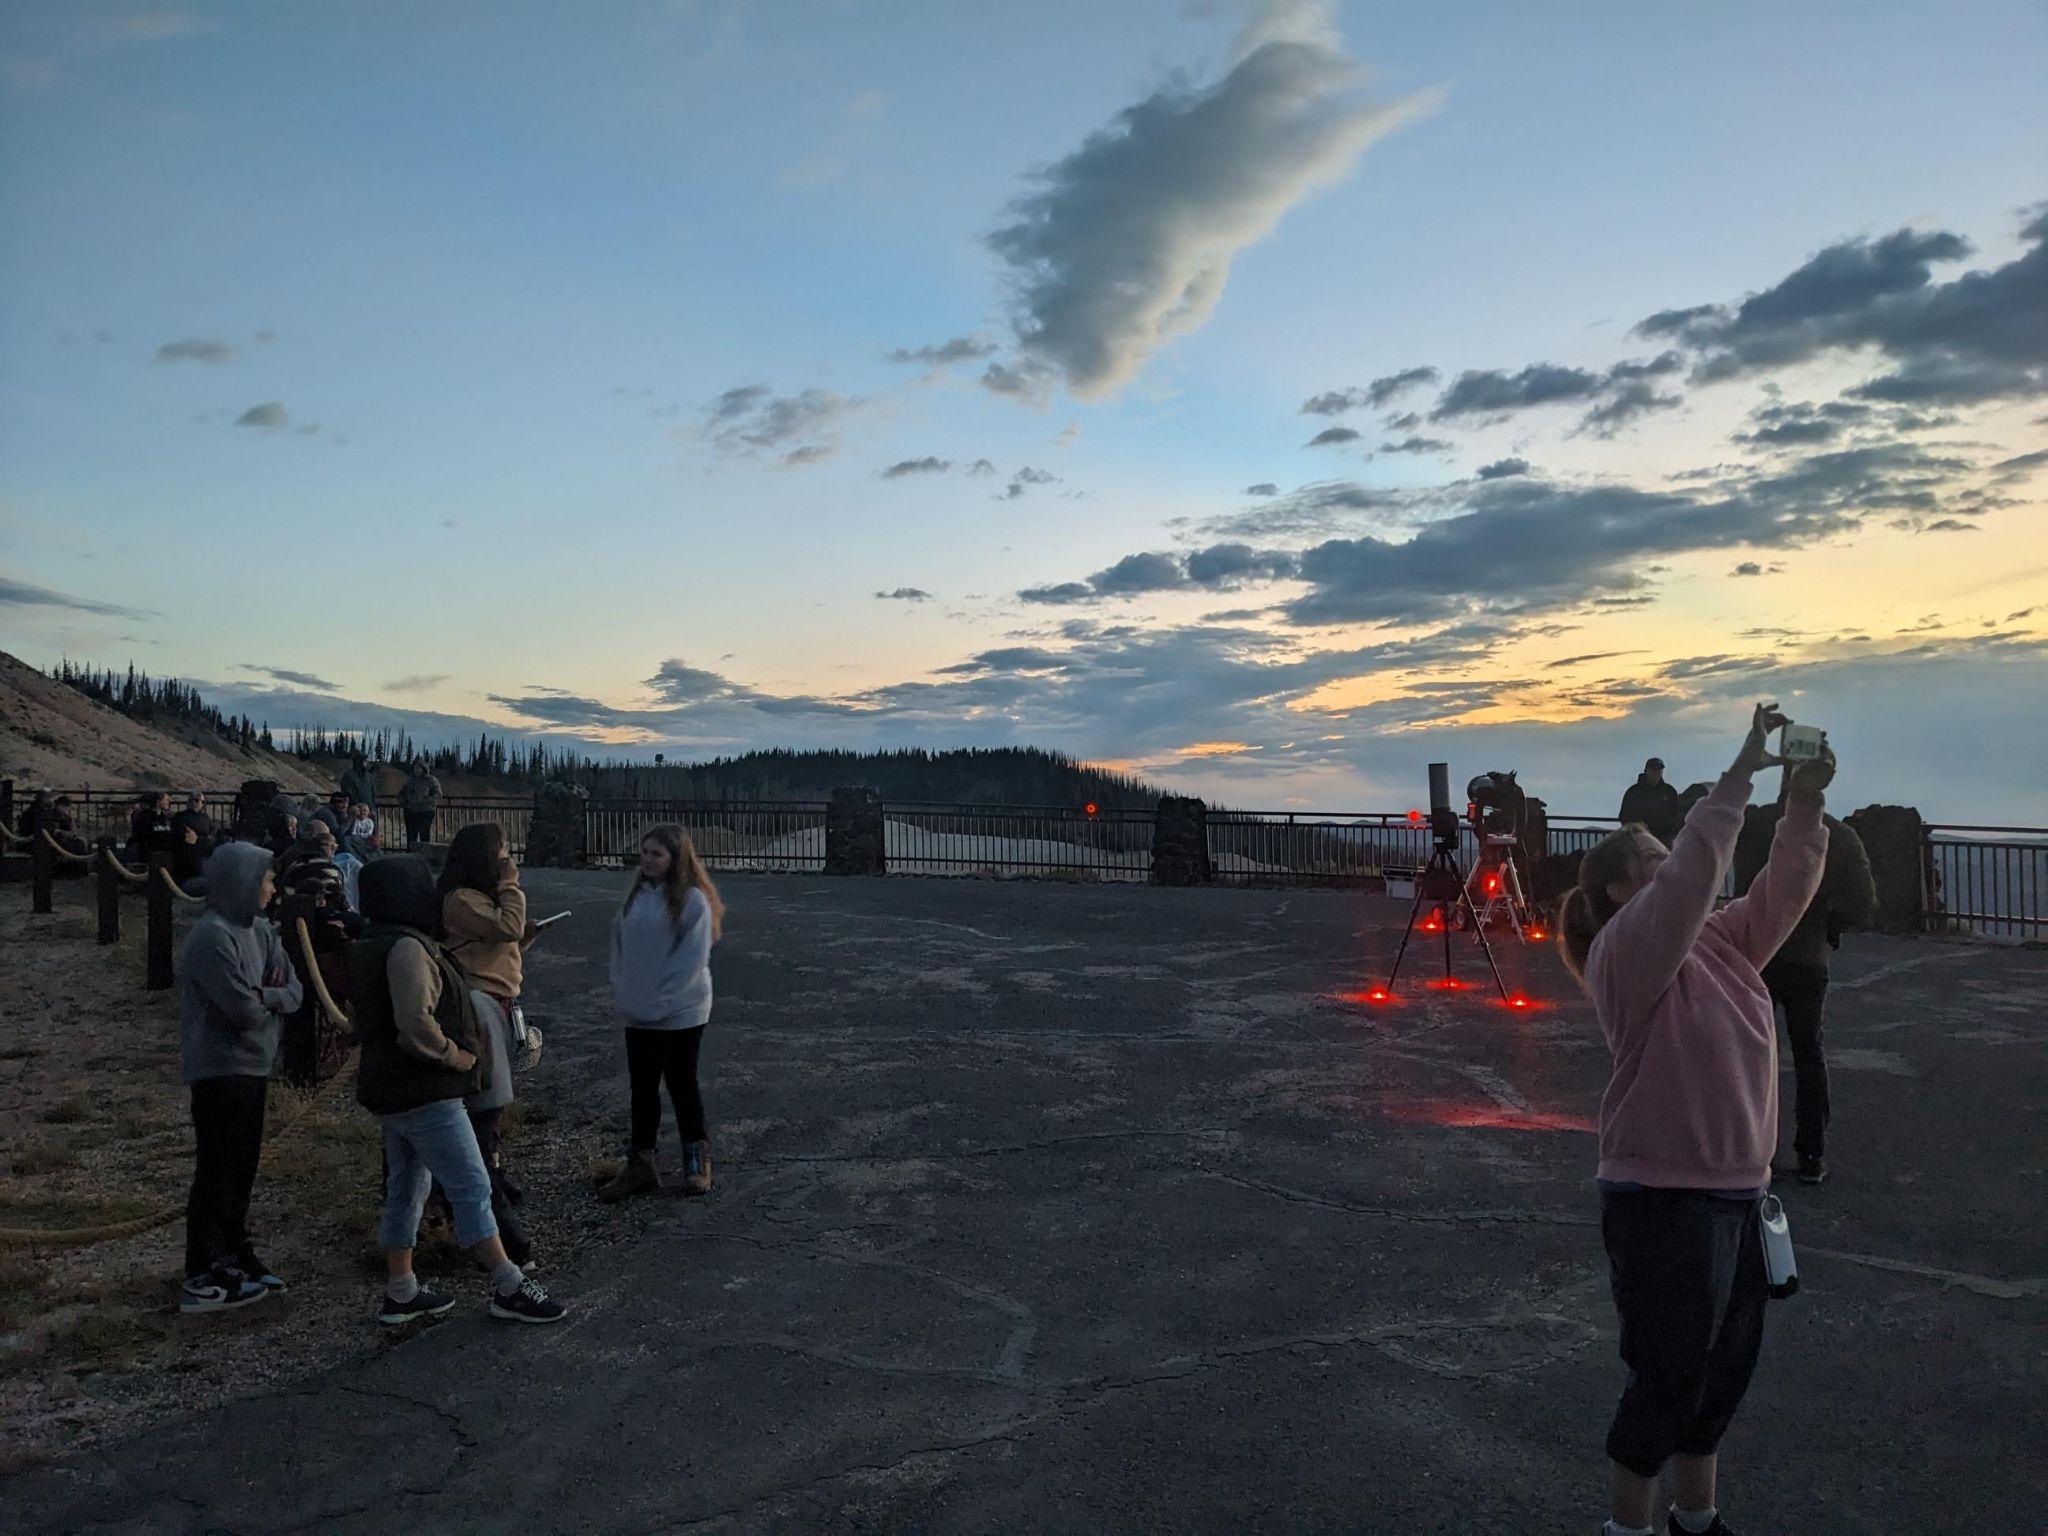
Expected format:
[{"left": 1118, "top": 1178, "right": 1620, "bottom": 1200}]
[{"left": 1620, "top": 757, "right": 1684, "bottom": 846}]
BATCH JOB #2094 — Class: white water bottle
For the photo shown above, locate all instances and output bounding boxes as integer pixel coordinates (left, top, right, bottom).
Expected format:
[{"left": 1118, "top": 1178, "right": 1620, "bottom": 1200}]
[{"left": 1760, "top": 1194, "right": 1799, "bottom": 1299}]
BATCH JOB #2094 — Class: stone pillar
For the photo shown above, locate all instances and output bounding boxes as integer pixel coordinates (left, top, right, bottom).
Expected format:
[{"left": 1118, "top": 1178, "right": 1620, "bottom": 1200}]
[
  {"left": 1845, "top": 804, "right": 1935, "bottom": 934},
  {"left": 826, "top": 787, "right": 886, "bottom": 875},
  {"left": 523, "top": 781, "right": 589, "bottom": 868},
  {"left": 1151, "top": 795, "right": 1212, "bottom": 887}
]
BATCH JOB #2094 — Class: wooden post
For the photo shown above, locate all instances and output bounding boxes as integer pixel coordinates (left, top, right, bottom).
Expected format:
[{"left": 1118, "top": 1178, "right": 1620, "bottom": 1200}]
[
  {"left": 31, "top": 830, "right": 54, "bottom": 914},
  {"left": 146, "top": 855, "right": 175, "bottom": 990},
  {"left": 96, "top": 837, "right": 121, "bottom": 943}
]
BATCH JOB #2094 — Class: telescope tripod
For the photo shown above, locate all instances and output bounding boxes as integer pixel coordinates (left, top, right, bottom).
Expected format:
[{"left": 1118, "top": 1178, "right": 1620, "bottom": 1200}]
[
  {"left": 1471, "top": 835, "right": 1535, "bottom": 939},
  {"left": 1382, "top": 841, "right": 1510, "bottom": 1001}
]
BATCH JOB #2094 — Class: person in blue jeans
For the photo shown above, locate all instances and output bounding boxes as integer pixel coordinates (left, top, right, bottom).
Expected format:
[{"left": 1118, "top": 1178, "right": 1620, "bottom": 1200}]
[{"left": 350, "top": 856, "right": 567, "bottom": 1327}]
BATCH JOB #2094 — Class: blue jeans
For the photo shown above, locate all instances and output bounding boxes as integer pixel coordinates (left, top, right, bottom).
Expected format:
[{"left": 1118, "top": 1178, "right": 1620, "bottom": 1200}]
[{"left": 379, "top": 1098, "right": 497, "bottom": 1251}]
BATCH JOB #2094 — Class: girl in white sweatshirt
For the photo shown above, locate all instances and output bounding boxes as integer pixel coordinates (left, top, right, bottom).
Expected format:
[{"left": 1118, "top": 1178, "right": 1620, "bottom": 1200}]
[{"left": 600, "top": 823, "right": 724, "bottom": 1201}]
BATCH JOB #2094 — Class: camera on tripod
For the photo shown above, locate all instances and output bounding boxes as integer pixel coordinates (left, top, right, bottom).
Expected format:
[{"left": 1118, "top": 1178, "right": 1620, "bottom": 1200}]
[{"left": 1466, "top": 770, "right": 1528, "bottom": 843}]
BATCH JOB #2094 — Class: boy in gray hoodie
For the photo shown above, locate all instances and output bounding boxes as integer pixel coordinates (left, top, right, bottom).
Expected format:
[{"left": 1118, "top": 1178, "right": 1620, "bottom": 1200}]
[{"left": 178, "top": 841, "right": 303, "bottom": 1312}]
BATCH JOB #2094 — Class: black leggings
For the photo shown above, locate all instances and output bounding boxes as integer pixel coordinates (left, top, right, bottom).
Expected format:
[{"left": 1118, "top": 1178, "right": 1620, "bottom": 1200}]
[
  {"left": 186, "top": 1074, "right": 269, "bottom": 1277},
  {"left": 625, "top": 1026, "right": 706, "bottom": 1151}
]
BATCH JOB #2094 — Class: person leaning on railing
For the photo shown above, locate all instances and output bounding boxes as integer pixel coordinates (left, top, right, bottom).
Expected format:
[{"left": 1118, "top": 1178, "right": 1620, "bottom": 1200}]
[{"left": 1560, "top": 703, "right": 1833, "bottom": 1536}]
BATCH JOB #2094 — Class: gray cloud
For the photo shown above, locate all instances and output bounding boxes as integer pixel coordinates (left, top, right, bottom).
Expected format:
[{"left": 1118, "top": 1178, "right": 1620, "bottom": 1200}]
[
  {"left": 1001, "top": 466, "right": 1059, "bottom": 499},
  {"left": 875, "top": 587, "right": 933, "bottom": 601},
  {"left": 155, "top": 337, "right": 234, "bottom": 365},
  {"left": 234, "top": 401, "right": 288, "bottom": 428},
  {"left": 1300, "top": 366, "right": 1439, "bottom": 416},
  {"left": 1637, "top": 211, "right": 2048, "bottom": 407},
  {"left": 1430, "top": 352, "right": 1682, "bottom": 434},
  {"left": 888, "top": 337, "right": 998, "bottom": 366},
  {"left": 1244, "top": 482, "right": 1279, "bottom": 496},
  {"left": 980, "top": 361, "right": 1043, "bottom": 399},
  {"left": 701, "top": 383, "right": 861, "bottom": 465},
  {"left": 1475, "top": 457, "right": 1529, "bottom": 479},
  {"left": 1306, "top": 426, "right": 1361, "bottom": 447},
  {"left": 384, "top": 674, "right": 450, "bottom": 693},
  {"left": 968, "top": 458, "right": 999, "bottom": 476},
  {"left": 241, "top": 663, "right": 338, "bottom": 691},
  {"left": 1378, "top": 434, "right": 1452, "bottom": 455},
  {"left": 880, "top": 456, "right": 951, "bottom": 479},
  {"left": 0, "top": 574, "right": 158, "bottom": 619},
  {"left": 985, "top": 1, "right": 1432, "bottom": 397}
]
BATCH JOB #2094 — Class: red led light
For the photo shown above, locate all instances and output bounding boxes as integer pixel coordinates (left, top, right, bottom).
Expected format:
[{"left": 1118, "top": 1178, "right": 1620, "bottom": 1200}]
[
  {"left": 1484, "top": 875, "right": 1499, "bottom": 892},
  {"left": 1407, "top": 809, "right": 1423, "bottom": 825},
  {"left": 1426, "top": 977, "right": 1468, "bottom": 990},
  {"left": 1526, "top": 927, "right": 1547, "bottom": 941},
  {"left": 1084, "top": 801, "right": 1098, "bottom": 816},
  {"left": 1504, "top": 993, "right": 1535, "bottom": 1010},
  {"left": 1367, "top": 987, "right": 1391, "bottom": 1002}
]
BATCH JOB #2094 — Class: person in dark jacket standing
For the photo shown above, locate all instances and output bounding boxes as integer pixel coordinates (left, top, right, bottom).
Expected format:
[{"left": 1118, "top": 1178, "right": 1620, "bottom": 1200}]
[
  {"left": 1734, "top": 792, "right": 1877, "bottom": 1185},
  {"left": 400, "top": 761, "right": 442, "bottom": 851},
  {"left": 351, "top": 856, "right": 565, "bottom": 1326},
  {"left": 128, "top": 790, "right": 192, "bottom": 867},
  {"left": 170, "top": 792, "right": 215, "bottom": 883},
  {"left": 178, "top": 842, "right": 303, "bottom": 1312},
  {"left": 338, "top": 751, "right": 379, "bottom": 820},
  {"left": 1618, "top": 757, "right": 1684, "bottom": 847}
]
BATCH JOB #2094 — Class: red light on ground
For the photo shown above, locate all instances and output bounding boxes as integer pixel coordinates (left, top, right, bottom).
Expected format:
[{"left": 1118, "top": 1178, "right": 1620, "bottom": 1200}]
[
  {"left": 1367, "top": 987, "right": 1391, "bottom": 1002},
  {"left": 1421, "top": 918, "right": 1442, "bottom": 933},
  {"left": 1407, "top": 809, "right": 1423, "bottom": 825},
  {"left": 1426, "top": 977, "right": 1468, "bottom": 990},
  {"left": 1526, "top": 927, "right": 1547, "bottom": 941},
  {"left": 1501, "top": 992, "right": 1540, "bottom": 1011}
]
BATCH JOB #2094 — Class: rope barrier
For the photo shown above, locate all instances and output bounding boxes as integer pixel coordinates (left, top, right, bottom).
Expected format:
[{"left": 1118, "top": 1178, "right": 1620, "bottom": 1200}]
[
  {"left": 294, "top": 916, "right": 352, "bottom": 1031},
  {"left": 103, "top": 845, "right": 149, "bottom": 884},
  {"left": 0, "top": 822, "right": 26, "bottom": 847},
  {"left": 38, "top": 829, "right": 95, "bottom": 865},
  {"left": 156, "top": 864, "right": 206, "bottom": 904}
]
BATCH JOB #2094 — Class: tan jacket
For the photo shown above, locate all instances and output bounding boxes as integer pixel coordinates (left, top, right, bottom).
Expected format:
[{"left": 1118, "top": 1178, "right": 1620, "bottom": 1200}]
[
  {"left": 386, "top": 937, "right": 476, "bottom": 1072},
  {"left": 443, "top": 880, "right": 527, "bottom": 1000}
]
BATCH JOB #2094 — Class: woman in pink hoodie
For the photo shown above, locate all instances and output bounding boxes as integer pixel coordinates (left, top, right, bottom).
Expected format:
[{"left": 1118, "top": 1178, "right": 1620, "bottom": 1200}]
[{"left": 1561, "top": 703, "right": 1832, "bottom": 1536}]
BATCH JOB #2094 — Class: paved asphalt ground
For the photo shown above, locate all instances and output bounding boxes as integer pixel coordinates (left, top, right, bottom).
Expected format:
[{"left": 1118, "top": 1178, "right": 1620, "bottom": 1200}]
[{"left": 7, "top": 873, "right": 2044, "bottom": 1534}]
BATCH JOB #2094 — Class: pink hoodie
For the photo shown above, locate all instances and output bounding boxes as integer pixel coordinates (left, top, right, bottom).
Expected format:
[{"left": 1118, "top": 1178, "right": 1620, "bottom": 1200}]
[{"left": 1589, "top": 771, "right": 1828, "bottom": 1190}]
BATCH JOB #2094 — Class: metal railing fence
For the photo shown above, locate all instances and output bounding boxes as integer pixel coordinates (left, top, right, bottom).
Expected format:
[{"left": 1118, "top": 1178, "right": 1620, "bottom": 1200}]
[
  {"left": 1923, "top": 826, "right": 2046, "bottom": 940},
  {"left": 882, "top": 803, "right": 1152, "bottom": 879},
  {"left": 584, "top": 800, "right": 828, "bottom": 873}
]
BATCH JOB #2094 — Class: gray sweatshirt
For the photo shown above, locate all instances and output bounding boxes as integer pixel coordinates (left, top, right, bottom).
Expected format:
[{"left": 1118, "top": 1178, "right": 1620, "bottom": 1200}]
[
  {"left": 179, "top": 842, "right": 304, "bottom": 1083},
  {"left": 609, "top": 885, "right": 714, "bottom": 1029}
]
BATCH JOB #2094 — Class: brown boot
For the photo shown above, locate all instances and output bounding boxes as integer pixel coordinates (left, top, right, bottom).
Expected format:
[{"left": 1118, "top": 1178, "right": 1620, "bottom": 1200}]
[
  {"left": 598, "top": 1148, "right": 659, "bottom": 1203},
  {"left": 681, "top": 1141, "right": 712, "bottom": 1195}
]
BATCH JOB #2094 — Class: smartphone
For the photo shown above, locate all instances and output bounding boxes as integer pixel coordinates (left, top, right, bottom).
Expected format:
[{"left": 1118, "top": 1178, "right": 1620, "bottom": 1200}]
[{"left": 1779, "top": 724, "right": 1827, "bottom": 762}]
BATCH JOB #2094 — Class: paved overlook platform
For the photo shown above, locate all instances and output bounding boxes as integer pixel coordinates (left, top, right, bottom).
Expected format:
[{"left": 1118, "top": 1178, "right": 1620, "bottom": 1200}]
[{"left": 9, "top": 874, "right": 2044, "bottom": 1535}]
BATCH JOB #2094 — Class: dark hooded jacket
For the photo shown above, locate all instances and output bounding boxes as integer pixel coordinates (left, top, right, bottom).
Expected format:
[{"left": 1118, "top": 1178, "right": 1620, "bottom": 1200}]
[
  {"left": 179, "top": 842, "right": 302, "bottom": 1083},
  {"left": 1734, "top": 803, "right": 1878, "bottom": 971},
  {"left": 1619, "top": 774, "right": 1683, "bottom": 845},
  {"left": 339, "top": 761, "right": 379, "bottom": 812},
  {"left": 351, "top": 856, "right": 483, "bottom": 1114}
]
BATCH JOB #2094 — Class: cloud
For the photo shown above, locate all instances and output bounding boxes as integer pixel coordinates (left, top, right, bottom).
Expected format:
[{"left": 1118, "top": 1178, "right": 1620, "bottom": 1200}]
[
  {"left": 875, "top": 587, "right": 933, "bottom": 601},
  {"left": 1729, "top": 561, "right": 1783, "bottom": 577},
  {"left": 1475, "top": 457, "right": 1529, "bottom": 480},
  {"left": 1637, "top": 211, "right": 2048, "bottom": 407},
  {"left": 888, "top": 337, "right": 998, "bottom": 367},
  {"left": 1378, "top": 434, "right": 1452, "bottom": 455},
  {"left": 968, "top": 458, "right": 998, "bottom": 476},
  {"left": 1300, "top": 366, "right": 1438, "bottom": 416},
  {"left": 880, "top": 456, "right": 951, "bottom": 479},
  {"left": 155, "top": 337, "right": 234, "bottom": 365},
  {"left": 1430, "top": 352, "right": 1682, "bottom": 434},
  {"left": 384, "top": 674, "right": 450, "bottom": 693},
  {"left": 234, "top": 401, "right": 288, "bottom": 428},
  {"left": 240, "top": 663, "right": 338, "bottom": 691},
  {"left": 0, "top": 574, "right": 158, "bottom": 619},
  {"left": 985, "top": 1, "right": 1433, "bottom": 396},
  {"left": 699, "top": 383, "right": 862, "bottom": 465},
  {"left": 979, "top": 361, "right": 1044, "bottom": 399},
  {"left": 1016, "top": 581, "right": 1098, "bottom": 605},
  {"left": 1244, "top": 482, "right": 1279, "bottom": 496},
  {"left": 1306, "top": 426, "right": 1361, "bottom": 447},
  {"left": 1019, "top": 541, "right": 1304, "bottom": 605},
  {"left": 1001, "top": 466, "right": 1059, "bottom": 499}
]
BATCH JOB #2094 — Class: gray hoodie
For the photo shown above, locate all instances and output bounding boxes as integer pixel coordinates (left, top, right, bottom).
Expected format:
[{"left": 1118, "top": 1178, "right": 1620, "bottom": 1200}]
[
  {"left": 179, "top": 842, "right": 303, "bottom": 1083},
  {"left": 609, "top": 885, "right": 714, "bottom": 1028}
]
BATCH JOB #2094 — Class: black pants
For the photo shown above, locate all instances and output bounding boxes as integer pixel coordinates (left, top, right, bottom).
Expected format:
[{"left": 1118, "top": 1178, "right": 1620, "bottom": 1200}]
[
  {"left": 625, "top": 1026, "right": 706, "bottom": 1151},
  {"left": 403, "top": 810, "right": 434, "bottom": 848},
  {"left": 1764, "top": 958, "right": 1832, "bottom": 1160},
  {"left": 1602, "top": 1188, "right": 1768, "bottom": 1479},
  {"left": 468, "top": 1106, "right": 529, "bottom": 1265},
  {"left": 185, "top": 1074, "right": 269, "bottom": 1278}
]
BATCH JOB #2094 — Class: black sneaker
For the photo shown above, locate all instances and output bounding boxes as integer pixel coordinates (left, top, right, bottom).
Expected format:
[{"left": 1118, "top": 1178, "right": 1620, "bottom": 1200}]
[
  {"left": 1797, "top": 1154, "right": 1828, "bottom": 1185},
  {"left": 238, "top": 1251, "right": 287, "bottom": 1291},
  {"left": 378, "top": 1287, "right": 457, "bottom": 1326},
  {"left": 1668, "top": 1512, "right": 1737, "bottom": 1535},
  {"left": 181, "top": 1266, "right": 268, "bottom": 1314},
  {"left": 488, "top": 1274, "right": 567, "bottom": 1325}
]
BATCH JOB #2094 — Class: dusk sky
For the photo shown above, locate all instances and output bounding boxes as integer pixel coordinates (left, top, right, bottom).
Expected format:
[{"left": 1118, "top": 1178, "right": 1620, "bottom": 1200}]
[{"left": 3, "top": 1, "right": 2044, "bottom": 819}]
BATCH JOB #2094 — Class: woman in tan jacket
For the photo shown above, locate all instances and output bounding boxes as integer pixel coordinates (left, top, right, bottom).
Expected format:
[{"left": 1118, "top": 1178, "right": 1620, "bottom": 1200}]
[{"left": 439, "top": 824, "right": 538, "bottom": 1266}]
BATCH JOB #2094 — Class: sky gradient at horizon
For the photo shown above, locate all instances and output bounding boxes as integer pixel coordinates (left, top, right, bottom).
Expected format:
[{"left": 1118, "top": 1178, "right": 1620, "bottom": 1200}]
[{"left": 3, "top": 1, "right": 2045, "bottom": 818}]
